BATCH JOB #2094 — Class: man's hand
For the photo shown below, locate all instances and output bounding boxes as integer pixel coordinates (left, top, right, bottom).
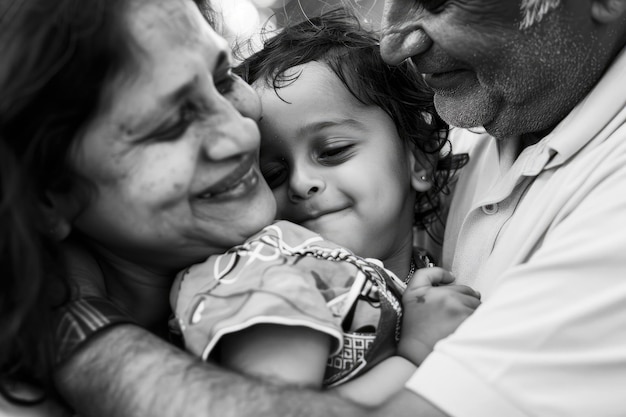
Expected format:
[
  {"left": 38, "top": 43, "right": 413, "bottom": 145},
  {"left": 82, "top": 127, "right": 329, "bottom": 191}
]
[{"left": 398, "top": 267, "right": 481, "bottom": 365}]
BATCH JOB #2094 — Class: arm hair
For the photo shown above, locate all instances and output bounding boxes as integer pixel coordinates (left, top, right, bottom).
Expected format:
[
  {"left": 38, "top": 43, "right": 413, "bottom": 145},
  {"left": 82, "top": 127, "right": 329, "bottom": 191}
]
[{"left": 54, "top": 325, "right": 367, "bottom": 417}]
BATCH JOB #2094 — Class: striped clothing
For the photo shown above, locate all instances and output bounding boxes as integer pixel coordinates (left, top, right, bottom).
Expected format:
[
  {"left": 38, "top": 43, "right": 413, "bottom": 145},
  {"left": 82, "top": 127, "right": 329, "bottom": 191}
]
[{"left": 55, "top": 297, "right": 133, "bottom": 365}]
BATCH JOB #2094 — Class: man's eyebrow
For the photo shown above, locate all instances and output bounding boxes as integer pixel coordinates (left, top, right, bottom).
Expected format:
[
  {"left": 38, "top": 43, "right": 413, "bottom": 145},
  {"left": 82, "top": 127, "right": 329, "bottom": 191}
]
[{"left": 297, "top": 118, "right": 365, "bottom": 136}]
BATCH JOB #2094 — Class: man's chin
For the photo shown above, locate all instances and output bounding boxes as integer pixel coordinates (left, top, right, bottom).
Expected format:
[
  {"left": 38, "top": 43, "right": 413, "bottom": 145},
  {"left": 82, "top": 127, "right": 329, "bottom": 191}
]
[{"left": 434, "top": 92, "right": 498, "bottom": 132}]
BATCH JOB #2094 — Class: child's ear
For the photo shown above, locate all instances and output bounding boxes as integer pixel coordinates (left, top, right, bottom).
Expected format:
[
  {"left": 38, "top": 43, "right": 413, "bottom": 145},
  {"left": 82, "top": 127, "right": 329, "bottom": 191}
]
[
  {"left": 407, "top": 143, "right": 436, "bottom": 193},
  {"left": 41, "top": 190, "right": 83, "bottom": 241}
]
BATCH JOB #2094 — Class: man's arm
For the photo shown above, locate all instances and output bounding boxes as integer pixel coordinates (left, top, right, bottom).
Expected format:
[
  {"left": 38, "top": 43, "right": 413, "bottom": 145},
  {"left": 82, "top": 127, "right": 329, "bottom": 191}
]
[
  {"left": 55, "top": 324, "right": 367, "bottom": 417},
  {"left": 333, "top": 356, "right": 417, "bottom": 407},
  {"left": 375, "top": 388, "right": 448, "bottom": 417},
  {"left": 382, "top": 143, "right": 626, "bottom": 416}
]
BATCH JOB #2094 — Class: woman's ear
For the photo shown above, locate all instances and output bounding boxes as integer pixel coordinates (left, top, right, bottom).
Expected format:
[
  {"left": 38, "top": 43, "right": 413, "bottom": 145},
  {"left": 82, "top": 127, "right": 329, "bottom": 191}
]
[
  {"left": 591, "top": 0, "right": 626, "bottom": 23},
  {"left": 40, "top": 191, "right": 83, "bottom": 241},
  {"left": 407, "top": 143, "right": 436, "bottom": 193}
]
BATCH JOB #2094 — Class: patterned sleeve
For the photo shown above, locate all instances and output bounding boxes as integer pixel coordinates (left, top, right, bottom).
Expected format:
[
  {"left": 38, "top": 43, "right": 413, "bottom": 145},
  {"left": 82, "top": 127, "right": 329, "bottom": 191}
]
[
  {"left": 54, "top": 297, "right": 135, "bottom": 366},
  {"left": 171, "top": 221, "right": 366, "bottom": 360}
]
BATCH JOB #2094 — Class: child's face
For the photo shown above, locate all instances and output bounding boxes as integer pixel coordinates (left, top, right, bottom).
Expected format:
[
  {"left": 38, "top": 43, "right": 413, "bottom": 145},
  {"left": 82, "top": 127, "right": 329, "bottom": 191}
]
[
  {"left": 257, "top": 62, "right": 417, "bottom": 262},
  {"left": 65, "top": 0, "right": 276, "bottom": 272}
]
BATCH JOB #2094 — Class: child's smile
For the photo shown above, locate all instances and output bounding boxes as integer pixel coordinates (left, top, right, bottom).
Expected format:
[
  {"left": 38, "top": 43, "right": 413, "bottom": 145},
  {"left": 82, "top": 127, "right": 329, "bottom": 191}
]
[{"left": 258, "top": 61, "right": 417, "bottom": 264}]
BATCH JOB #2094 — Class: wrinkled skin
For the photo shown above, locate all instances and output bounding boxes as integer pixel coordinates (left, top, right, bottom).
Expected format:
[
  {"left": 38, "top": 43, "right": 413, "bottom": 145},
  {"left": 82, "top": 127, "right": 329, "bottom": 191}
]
[
  {"left": 379, "top": 0, "right": 622, "bottom": 139},
  {"left": 65, "top": 0, "right": 276, "bottom": 274}
]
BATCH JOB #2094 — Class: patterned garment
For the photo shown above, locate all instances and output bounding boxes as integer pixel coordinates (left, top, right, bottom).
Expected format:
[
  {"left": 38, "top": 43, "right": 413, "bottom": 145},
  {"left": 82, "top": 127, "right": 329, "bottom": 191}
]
[
  {"left": 54, "top": 297, "right": 134, "bottom": 366},
  {"left": 171, "top": 220, "right": 406, "bottom": 386}
]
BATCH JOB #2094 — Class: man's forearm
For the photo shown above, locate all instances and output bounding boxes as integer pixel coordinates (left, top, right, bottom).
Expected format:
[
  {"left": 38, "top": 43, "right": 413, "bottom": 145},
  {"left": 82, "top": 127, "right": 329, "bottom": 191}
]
[
  {"left": 334, "top": 356, "right": 417, "bottom": 407},
  {"left": 54, "top": 324, "right": 366, "bottom": 417}
]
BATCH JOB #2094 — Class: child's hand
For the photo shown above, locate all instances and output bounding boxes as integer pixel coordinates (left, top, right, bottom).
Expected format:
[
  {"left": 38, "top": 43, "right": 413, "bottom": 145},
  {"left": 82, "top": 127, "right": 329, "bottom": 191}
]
[{"left": 397, "top": 267, "right": 481, "bottom": 366}]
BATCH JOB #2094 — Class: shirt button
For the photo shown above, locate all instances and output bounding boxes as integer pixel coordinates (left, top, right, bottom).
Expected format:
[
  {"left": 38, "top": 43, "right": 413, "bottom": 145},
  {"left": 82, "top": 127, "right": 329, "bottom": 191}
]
[{"left": 482, "top": 203, "right": 499, "bottom": 215}]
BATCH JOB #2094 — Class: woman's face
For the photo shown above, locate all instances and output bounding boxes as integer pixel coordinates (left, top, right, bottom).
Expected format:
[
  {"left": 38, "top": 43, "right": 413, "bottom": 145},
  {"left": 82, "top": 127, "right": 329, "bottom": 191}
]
[{"left": 69, "top": 0, "right": 276, "bottom": 272}]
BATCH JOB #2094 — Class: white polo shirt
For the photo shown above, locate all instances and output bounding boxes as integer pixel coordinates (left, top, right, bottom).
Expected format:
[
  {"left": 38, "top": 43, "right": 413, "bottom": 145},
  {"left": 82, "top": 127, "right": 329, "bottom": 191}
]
[{"left": 406, "top": 47, "right": 626, "bottom": 416}]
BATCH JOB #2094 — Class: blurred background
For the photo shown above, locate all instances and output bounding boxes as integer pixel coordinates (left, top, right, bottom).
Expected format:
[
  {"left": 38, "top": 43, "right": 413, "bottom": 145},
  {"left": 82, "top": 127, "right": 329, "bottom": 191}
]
[{"left": 209, "top": 0, "right": 385, "bottom": 56}]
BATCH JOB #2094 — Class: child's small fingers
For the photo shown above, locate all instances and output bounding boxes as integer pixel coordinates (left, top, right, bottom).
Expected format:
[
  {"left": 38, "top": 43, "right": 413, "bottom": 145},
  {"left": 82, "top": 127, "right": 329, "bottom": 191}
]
[
  {"left": 410, "top": 267, "right": 455, "bottom": 288},
  {"left": 448, "top": 284, "right": 481, "bottom": 300},
  {"left": 458, "top": 293, "right": 482, "bottom": 309},
  {"left": 431, "top": 284, "right": 480, "bottom": 300}
]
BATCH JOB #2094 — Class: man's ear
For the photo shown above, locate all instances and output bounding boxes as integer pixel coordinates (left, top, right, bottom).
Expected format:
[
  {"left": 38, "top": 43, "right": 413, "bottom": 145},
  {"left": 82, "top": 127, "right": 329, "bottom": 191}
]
[
  {"left": 591, "top": 0, "right": 626, "bottom": 23},
  {"left": 407, "top": 143, "right": 436, "bottom": 193},
  {"left": 41, "top": 191, "right": 83, "bottom": 241}
]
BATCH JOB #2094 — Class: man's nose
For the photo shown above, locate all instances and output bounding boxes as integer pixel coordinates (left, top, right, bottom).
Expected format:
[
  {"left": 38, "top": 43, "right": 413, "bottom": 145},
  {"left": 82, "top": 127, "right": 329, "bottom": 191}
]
[{"left": 380, "top": 0, "right": 432, "bottom": 65}]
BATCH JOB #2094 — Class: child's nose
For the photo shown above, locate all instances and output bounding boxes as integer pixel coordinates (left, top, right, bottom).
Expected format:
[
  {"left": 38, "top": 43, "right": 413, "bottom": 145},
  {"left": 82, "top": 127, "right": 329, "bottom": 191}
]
[{"left": 287, "top": 167, "right": 325, "bottom": 202}]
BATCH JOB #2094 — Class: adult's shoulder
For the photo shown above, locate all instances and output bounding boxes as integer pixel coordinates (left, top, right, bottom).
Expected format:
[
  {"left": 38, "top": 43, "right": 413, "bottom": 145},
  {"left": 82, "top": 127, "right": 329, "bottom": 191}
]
[{"left": 59, "top": 238, "right": 107, "bottom": 298}]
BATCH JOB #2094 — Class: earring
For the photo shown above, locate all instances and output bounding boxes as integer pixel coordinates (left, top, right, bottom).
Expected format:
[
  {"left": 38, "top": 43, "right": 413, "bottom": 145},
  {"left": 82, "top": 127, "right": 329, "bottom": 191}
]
[{"left": 420, "top": 175, "right": 428, "bottom": 182}]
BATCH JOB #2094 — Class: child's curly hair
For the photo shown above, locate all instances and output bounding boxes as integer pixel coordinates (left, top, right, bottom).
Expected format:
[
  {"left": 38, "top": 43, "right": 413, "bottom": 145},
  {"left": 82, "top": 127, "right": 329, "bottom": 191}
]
[{"left": 235, "top": 7, "right": 468, "bottom": 243}]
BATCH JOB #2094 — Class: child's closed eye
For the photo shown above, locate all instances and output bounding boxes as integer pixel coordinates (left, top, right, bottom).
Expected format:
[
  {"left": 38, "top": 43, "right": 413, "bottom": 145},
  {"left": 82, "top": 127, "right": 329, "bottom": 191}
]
[
  {"left": 261, "top": 161, "right": 288, "bottom": 189},
  {"left": 317, "top": 143, "right": 356, "bottom": 165}
]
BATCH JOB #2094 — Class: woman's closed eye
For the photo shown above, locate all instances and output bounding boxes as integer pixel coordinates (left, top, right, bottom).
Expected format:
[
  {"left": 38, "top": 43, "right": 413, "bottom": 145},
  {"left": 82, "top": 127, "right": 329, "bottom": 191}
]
[
  {"left": 149, "top": 69, "right": 237, "bottom": 143},
  {"left": 149, "top": 102, "right": 197, "bottom": 142}
]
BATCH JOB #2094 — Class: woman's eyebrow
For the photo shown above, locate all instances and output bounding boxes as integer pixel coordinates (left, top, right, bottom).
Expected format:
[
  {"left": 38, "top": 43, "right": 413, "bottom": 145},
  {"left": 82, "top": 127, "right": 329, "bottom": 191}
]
[
  {"left": 168, "top": 78, "right": 198, "bottom": 103},
  {"left": 162, "top": 53, "right": 229, "bottom": 107},
  {"left": 121, "top": 79, "right": 197, "bottom": 135},
  {"left": 123, "top": 52, "right": 230, "bottom": 130},
  {"left": 150, "top": 79, "right": 197, "bottom": 114}
]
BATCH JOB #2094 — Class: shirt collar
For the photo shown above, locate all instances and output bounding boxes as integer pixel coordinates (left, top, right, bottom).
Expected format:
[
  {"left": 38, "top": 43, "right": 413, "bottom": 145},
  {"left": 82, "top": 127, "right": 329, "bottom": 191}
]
[{"left": 542, "top": 46, "right": 626, "bottom": 170}]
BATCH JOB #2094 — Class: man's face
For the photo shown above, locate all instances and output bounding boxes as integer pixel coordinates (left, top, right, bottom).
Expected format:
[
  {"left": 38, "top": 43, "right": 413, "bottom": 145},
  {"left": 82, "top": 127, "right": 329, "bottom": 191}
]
[{"left": 380, "top": 0, "right": 610, "bottom": 139}]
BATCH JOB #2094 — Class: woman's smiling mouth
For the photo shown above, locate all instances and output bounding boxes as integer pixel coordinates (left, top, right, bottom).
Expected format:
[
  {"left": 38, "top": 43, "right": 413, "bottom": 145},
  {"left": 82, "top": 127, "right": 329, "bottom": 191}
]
[{"left": 196, "top": 156, "right": 260, "bottom": 201}]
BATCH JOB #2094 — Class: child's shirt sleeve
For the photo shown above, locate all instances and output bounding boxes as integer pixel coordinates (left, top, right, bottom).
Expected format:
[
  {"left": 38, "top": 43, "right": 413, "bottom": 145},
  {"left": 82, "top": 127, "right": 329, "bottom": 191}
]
[{"left": 170, "top": 221, "right": 366, "bottom": 360}]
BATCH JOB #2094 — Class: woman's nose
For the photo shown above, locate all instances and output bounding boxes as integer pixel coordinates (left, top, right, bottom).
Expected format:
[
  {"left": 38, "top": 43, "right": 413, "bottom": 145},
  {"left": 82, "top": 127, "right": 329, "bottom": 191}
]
[
  {"left": 288, "top": 166, "right": 325, "bottom": 203},
  {"left": 380, "top": 0, "right": 432, "bottom": 65},
  {"left": 229, "top": 75, "right": 262, "bottom": 121},
  {"left": 201, "top": 77, "right": 261, "bottom": 161}
]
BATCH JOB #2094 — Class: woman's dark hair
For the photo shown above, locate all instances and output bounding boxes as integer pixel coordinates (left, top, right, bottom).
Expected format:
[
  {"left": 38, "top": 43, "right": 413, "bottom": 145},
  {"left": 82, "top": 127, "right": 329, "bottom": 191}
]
[
  {"left": 0, "top": 0, "right": 213, "bottom": 403},
  {"left": 235, "top": 7, "right": 468, "bottom": 240},
  {"left": 0, "top": 0, "right": 131, "bottom": 401},
  {"left": 0, "top": 139, "right": 67, "bottom": 404}
]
